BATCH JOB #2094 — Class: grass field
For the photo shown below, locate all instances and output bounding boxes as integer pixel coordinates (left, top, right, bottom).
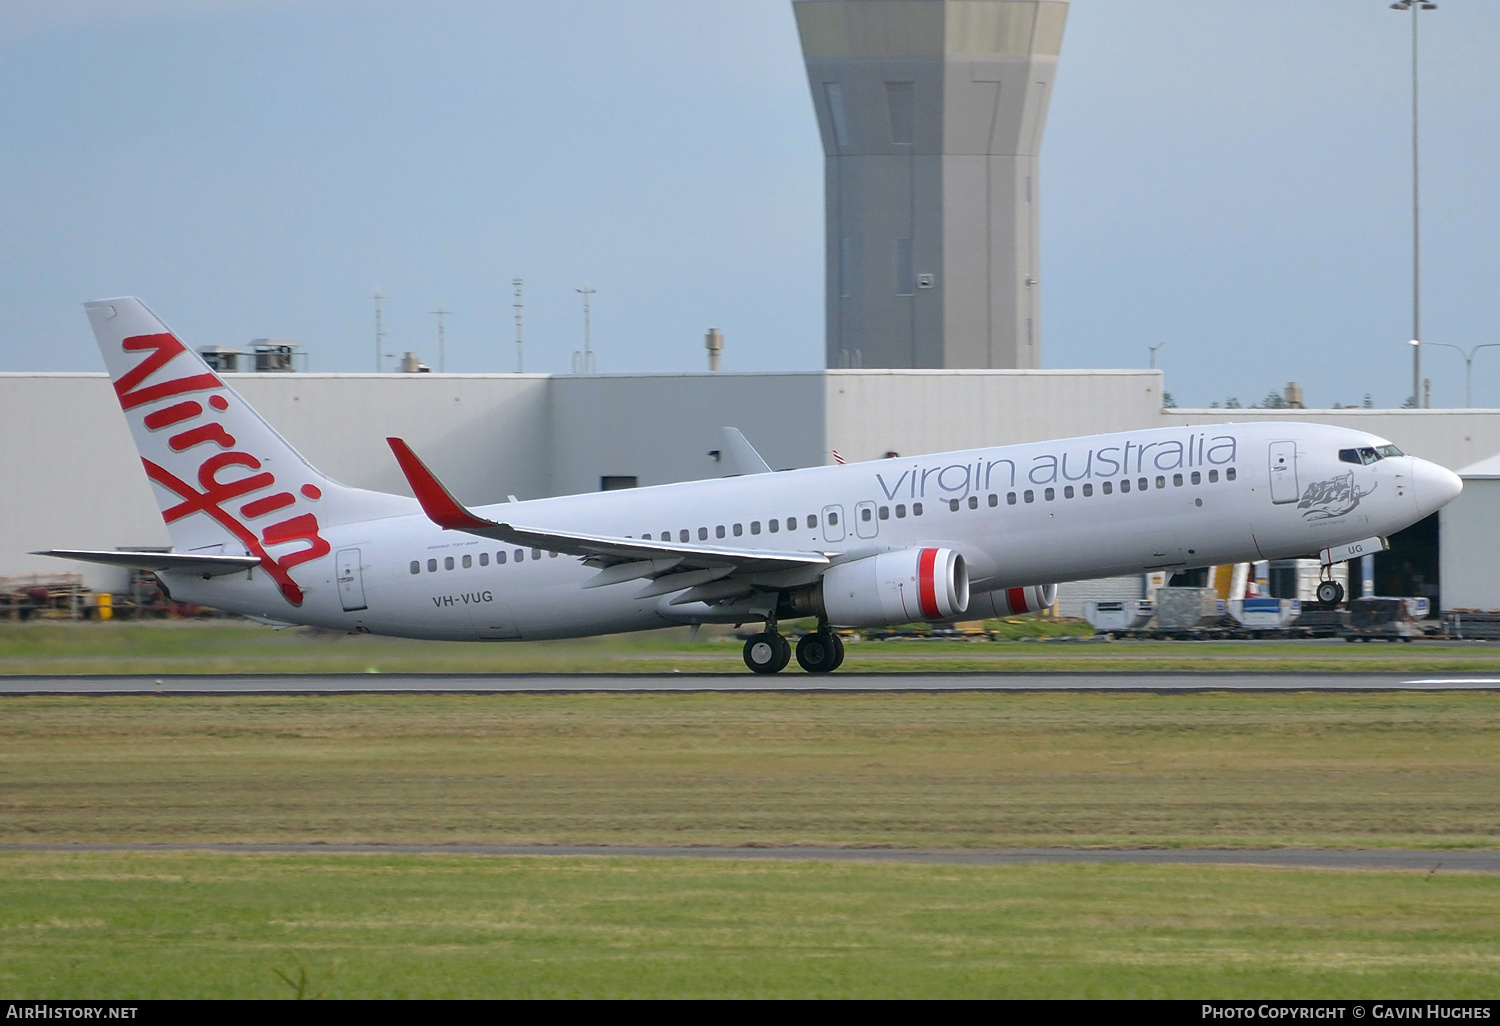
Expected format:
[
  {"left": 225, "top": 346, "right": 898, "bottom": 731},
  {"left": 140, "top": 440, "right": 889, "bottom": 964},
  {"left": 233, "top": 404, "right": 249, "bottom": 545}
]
[
  {"left": 4, "top": 620, "right": 1500, "bottom": 675},
  {"left": 3, "top": 692, "right": 1498, "bottom": 849},
  {"left": 2, "top": 852, "right": 1498, "bottom": 998}
]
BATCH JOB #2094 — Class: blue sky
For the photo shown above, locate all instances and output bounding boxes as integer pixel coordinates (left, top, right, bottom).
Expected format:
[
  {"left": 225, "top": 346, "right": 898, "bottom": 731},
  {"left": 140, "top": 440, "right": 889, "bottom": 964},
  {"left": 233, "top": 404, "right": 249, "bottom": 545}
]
[{"left": 2, "top": 1, "right": 1496, "bottom": 408}]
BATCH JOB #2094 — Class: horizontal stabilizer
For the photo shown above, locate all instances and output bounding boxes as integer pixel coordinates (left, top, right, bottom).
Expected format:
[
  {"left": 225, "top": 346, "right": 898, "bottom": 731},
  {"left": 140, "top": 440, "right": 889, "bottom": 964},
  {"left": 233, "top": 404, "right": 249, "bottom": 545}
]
[{"left": 34, "top": 549, "right": 261, "bottom": 577}]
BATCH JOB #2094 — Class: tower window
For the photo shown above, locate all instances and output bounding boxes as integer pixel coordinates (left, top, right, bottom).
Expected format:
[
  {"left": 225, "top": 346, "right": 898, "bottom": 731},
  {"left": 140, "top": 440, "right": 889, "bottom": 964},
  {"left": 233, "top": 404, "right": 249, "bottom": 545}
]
[{"left": 885, "top": 81, "right": 914, "bottom": 145}]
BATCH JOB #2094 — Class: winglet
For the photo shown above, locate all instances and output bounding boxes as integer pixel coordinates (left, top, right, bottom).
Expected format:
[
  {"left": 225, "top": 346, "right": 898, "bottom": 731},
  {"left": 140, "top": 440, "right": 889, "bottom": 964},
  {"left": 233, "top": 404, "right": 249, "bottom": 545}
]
[{"left": 387, "top": 437, "right": 495, "bottom": 531}]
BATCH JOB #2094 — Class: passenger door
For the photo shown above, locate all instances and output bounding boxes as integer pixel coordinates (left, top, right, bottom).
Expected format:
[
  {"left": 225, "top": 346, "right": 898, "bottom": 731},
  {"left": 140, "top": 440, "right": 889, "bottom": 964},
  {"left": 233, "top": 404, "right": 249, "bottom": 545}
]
[
  {"left": 854, "top": 500, "right": 879, "bottom": 539},
  {"left": 1268, "top": 441, "right": 1300, "bottom": 504}
]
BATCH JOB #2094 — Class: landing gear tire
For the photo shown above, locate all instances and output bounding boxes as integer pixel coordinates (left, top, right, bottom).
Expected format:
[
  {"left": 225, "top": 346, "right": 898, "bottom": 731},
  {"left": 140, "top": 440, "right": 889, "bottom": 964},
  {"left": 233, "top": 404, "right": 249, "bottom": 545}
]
[
  {"left": 829, "top": 632, "right": 845, "bottom": 671},
  {"left": 795, "top": 631, "right": 841, "bottom": 674},
  {"left": 744, "top": 632, "right": 791, "bottom": 675},
  {"left": 1316, "top": 580, "right": 1344, "bottom": 607}
]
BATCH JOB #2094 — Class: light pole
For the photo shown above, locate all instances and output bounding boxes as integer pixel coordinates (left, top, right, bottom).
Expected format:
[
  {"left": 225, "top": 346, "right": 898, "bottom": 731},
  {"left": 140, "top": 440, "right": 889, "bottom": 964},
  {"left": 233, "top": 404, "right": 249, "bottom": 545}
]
[
  {"left": 1391, "top": 0, "right": 1437, "bottom": 408},
  {"left": 1148, "top": 341, "right": 1167, "bottom": 370},
  {"left": 1424, "top": 341, "right": 1500, "bottom": 408}
]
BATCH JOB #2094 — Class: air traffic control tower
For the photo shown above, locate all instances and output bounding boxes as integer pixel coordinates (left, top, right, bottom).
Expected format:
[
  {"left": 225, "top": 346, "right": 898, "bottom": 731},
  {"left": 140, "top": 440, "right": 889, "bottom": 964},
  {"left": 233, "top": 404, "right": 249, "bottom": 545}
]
[{"left": 794, "top": 0, "right": 1068, "bottom": 369}]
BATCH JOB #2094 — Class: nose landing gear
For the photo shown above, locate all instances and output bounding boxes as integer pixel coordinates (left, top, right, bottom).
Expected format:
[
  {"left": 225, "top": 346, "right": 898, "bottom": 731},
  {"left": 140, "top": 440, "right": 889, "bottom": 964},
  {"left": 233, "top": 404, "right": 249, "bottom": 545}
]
[{"left": 1316, "top": 577, "right": 1345, "bottom": 608}]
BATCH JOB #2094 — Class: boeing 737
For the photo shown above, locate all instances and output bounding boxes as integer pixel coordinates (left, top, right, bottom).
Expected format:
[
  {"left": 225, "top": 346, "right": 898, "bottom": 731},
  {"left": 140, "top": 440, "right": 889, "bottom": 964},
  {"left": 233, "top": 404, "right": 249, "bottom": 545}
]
[{"left": 40, "top": 298, "right": 1463, "bottom": 673}]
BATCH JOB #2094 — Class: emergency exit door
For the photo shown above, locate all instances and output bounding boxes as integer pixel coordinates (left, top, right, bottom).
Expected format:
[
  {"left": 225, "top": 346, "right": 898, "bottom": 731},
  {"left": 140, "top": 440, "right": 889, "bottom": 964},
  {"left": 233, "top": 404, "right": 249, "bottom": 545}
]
[
  {"left": 1268, "top": 441, "right": 1300, "bottom": 504},
  {"left": 336, "top": 548, "right": 367, "bottom": 611}
]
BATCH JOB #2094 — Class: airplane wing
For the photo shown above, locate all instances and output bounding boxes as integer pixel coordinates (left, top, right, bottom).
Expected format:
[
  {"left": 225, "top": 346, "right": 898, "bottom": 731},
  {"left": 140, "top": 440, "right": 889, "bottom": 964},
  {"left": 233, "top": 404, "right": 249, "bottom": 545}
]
[
  {"left": 386, "top": 439, "right": 828, "bottom": 584},
  {"left": 34, "top": 549, "right": 262, "bottom": 577}
]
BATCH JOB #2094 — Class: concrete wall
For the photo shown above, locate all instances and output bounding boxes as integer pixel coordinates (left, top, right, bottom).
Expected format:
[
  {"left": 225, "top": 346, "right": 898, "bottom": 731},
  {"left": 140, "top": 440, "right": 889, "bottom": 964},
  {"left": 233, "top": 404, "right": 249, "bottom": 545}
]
[
  {"left": 1440, "top": 477, "right": 1500, "bottom": 611},
  {"left": 824, "top": 368, "right": 1163, "bottom": 461},
  {"left": 547, "top": 373, "right": 828, "bottom": 495}
]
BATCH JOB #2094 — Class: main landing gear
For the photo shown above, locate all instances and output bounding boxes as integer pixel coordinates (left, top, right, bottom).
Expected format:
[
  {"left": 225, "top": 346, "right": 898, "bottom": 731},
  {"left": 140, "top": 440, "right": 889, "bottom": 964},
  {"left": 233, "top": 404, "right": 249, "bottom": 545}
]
[{"left": 742, "top": 622, "right": 845, "bottom": 675}]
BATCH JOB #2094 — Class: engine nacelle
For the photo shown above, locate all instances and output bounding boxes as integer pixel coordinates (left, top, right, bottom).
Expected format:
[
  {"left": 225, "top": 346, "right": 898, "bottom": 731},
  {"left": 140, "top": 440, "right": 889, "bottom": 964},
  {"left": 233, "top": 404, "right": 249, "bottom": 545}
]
[
  {"left": 816, "top": 548, "right": 969, "bottom": 627},
  {"left": 967, "top": 583, "right": 1058, "bottom": 618}
]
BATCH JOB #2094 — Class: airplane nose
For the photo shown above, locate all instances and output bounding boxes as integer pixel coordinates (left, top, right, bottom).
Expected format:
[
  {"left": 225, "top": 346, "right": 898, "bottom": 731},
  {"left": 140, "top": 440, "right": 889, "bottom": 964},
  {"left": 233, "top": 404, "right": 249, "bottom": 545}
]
[{"left": 1412, "top": 458, "right": 1463, "bottom": 516}]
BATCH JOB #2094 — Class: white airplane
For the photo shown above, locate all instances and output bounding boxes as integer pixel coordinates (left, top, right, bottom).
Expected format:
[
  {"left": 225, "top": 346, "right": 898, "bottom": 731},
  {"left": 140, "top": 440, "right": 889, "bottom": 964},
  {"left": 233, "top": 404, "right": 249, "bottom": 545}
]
[{"left": 40, "top": 298, "right": 1462, "bottom": 674}]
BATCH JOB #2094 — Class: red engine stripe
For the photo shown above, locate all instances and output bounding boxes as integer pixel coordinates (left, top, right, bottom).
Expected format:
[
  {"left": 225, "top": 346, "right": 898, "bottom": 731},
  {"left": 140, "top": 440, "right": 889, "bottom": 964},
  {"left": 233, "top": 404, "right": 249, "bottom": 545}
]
[
  {"left": 918, "top": 548, "right": 941, "bottom": 620},
  {"left": 1007, "top": 586, "right": 1029, "bottom": 614}
]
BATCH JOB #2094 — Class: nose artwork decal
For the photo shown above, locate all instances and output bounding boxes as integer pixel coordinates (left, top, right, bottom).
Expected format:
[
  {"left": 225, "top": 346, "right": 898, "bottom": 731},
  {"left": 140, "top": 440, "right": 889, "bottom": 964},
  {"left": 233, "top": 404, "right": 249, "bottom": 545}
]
[{"left": 1298, "top": 472, "right": 1375, "bottom": 521}]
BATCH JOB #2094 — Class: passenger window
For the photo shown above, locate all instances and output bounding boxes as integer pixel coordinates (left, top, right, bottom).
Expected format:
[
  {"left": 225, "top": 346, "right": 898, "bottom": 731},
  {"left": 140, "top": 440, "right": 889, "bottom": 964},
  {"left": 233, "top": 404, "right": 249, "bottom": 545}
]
[
  {"left": 1121, "top": 479, "right": 1131, "bottom": 493},
  {"left": 1007, "top": 492, "right": 1017, "bottom": 505},
  {"left": 497, "top": 551, "right": 507, "bottom": 564},
  {"left": 1102, "top": 481, "right": 1112, "bottom": 495},
  {"left": 949, "top": 499, "right": 959, "bottom": 512},
  {"left": 989, "top": 494, "right": 998, "bottom": 507},
  {"left": 531, "top": 548, "right": 542, "bottom": 560},
  {"left": 1208, "top": 470, "right": 1219, "bottom": 483},
  {"left": 679, "top": 530, "right": 689, "bottom": 543},
  {"left": 912, "top": 502, "right": 923, "bottom": 516},
  {"left": 1139, "top": 478, "right": 1149, "bottom": 491},
  {"left": 1044, "top": 487, "right": 1055, "bottom": 501},
  {"left": 409, "top": 560, "right": 420, "bottom": 575},
  {"left": 895, "top": 504, "right": 906, "bottom": 518},
  {"left": 860, "top": 509, "right": 872, "bottom": 522},
  {"left": 1063, "top": 485, "right": 1074, "bottom": 499},
  {"left": 1191, "top": 471, "right": 1201, "bottom": 485},
  {"left": 1156, "top": 476, "right": 1166, "bottom": 489},
  {"left": 1173, "top": 474, "right": 1183, "bottom": 487},
  {"left": 716, "top": 525, "right": 725, "bottom": 539},
  {"left": 480, "top": 552, "right": 489, "bottom": 567},
  {"left": 786, "top": 517, "right": 796, "bottom": 531},
  {"left": 808, "top": 515, "right": 817, "bottom": 529},
  {"left": 968, "top": 495, "right": 978, "bottom": 509},
  {"left": 698, "top": 527, "right": 708, "bottom": 541},
  {"left": 1024, "top": 490, "right": 1035, "bottom": 503},
  {"left": 427, "top": 558, "right": 437, "bottom": 572},
  {"left": 827, "top": 513, "right": 838, "bottom": 526},
  {"left": 1226, "top": 468, "right": 1237, "bottom": 481},
  {"left": 879, "top": 506, "right": 890, "bottom": 520},
  {"left": 769, "top": 519, "right": 779, "bottom": 533},
  {"left": 751, "top": 521, "right": 762, "bottom": 535},
  {"left": 444, "top": 556, "right": 454, "bottom": 570},
  {"left": 733, "top": 523, "right": 743, "bottom": 536},
  {"left": 462, "top": 554, "right": 472, "bottom": 568},
  {"left": 514, "top": 549, "right": 524, "bottom": 562},
  {"left": 549, "top": 551, "right": 558, "bottom": 558}
]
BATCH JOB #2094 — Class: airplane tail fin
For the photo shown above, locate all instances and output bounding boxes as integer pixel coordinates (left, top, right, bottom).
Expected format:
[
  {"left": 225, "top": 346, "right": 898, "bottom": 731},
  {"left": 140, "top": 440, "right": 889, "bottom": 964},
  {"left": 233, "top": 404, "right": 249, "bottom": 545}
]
[{"left": 84, "top": 297, "right": 411, "bottom": 604}]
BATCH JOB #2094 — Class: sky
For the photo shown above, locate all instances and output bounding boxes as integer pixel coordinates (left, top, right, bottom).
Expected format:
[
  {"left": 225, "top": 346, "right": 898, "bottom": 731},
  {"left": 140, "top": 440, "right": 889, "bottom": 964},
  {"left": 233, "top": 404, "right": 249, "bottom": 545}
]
[{"left": 1, "top": 0, "right": 1497, "bottom": 408}]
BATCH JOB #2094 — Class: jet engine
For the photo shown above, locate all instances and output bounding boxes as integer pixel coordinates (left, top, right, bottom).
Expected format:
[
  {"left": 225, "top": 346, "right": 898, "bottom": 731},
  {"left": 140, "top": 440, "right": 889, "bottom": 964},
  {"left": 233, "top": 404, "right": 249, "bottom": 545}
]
[
  {"left": 784, "top": 547, "right": 969, "bottom": 627},
  {"left": 967, "top": 583, "right": 1058, "bottom": 617}
]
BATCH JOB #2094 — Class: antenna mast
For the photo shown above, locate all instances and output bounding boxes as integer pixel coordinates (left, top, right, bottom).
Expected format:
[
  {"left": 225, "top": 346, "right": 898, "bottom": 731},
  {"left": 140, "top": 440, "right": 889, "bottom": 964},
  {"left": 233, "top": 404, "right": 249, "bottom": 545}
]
[
  {"left": 572, "top": 286, "right": 596, "bottom": 374},
  {"left": 373, "top": 291, "right": 385, "bottom": 372},
  {"left": 430, "top": 305, "right": 449, "bottom": 373},
  {"left": 513, "top": 277, "right": 524, "bottom": 373}
]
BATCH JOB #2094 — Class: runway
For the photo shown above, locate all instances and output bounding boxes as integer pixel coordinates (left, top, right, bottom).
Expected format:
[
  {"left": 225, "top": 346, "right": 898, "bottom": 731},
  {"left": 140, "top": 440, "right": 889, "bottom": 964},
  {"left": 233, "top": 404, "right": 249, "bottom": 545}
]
[
  {"left": 2, "top": 842, "right": 1495, "bottom": 872},
  {"left": 3, "top": 672, "right": 1500, "bottom": 693}
]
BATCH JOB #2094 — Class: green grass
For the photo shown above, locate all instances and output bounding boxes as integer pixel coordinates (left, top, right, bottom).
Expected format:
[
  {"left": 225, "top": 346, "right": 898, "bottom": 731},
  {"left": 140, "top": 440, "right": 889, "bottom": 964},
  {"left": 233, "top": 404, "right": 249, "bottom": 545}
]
[
  {"left": 4, "top": 620, "right": 1500, "bottom": 675},
  {"left": 2, "top": 852, "right": 1497, "bottom": 998},
  {"left": 4, "top": 693, "right": 1499, "bottom": 849}
]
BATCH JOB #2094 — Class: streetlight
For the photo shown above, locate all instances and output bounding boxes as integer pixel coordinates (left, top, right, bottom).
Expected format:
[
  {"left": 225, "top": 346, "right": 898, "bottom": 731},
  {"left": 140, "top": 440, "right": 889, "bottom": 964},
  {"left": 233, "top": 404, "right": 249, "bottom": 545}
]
[
  {"left": 1148, "top": 341, "right": 1166, "bottom": 370},
  {"left": 1423, "top": 341, "right": 1500, "bottom": 408},
  {"left": 1391, "top": 0, "right": 1437, "bottom": 408}
]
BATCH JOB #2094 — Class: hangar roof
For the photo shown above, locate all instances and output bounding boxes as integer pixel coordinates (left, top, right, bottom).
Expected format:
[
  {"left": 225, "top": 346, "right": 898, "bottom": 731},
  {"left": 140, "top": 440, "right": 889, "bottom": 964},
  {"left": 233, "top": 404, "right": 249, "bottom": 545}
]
[{"left": 1456, "top": 452, "right": 1500, "bottom": 479}]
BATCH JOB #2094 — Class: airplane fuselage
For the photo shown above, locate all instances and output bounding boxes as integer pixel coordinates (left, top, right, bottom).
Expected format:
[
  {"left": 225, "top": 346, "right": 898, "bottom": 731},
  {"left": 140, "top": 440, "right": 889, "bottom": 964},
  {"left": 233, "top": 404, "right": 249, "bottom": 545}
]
[{"left": 161, "top": 421, "right": 1442, "bottom": 641}]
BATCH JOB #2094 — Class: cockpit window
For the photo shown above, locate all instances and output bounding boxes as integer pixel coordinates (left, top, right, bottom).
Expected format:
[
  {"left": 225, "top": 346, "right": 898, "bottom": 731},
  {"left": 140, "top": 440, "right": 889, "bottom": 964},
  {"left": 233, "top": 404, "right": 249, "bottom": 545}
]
[{"left": 1339, "top": 445, "right": 1402, "bottom": 465}]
